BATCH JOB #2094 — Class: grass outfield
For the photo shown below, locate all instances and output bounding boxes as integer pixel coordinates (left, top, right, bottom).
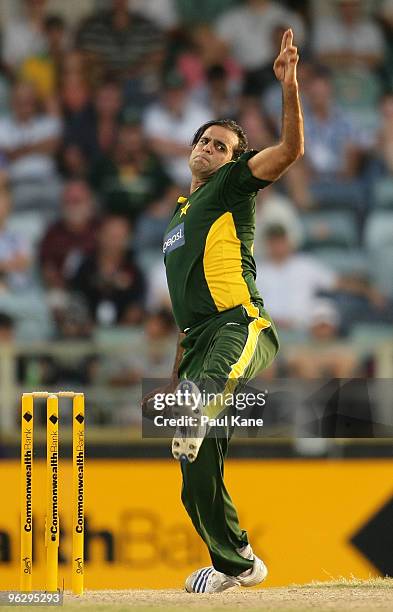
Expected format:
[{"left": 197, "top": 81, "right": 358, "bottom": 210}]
[{"left": 2, "top": 579, "right": 392, "bottom": 612}]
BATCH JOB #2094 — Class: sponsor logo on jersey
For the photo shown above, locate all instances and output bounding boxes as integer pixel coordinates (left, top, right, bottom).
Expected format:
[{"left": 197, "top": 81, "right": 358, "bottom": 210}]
[{"left": 163, "top": 222, "right": 185, "bottom": 254}]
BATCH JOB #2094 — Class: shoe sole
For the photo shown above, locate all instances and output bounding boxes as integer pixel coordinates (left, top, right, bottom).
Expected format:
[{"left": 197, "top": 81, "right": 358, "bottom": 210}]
[{"left": 171, "top": 381, "right": 206, "bottom": 463}]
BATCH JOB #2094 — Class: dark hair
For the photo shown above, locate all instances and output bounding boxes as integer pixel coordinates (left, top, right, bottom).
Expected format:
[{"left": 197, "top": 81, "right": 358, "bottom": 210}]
[
  {"left": 44, "top": 15, "right": 65, "bottom": 31},
  {"left": 0, "top": 312, "right": 14, "bottom": 330},
  {"left": 264, "top": 223, "right": 287, "bottom": 238},
  {"left": 191, "top": 119, "right": 248, "bottom": 161}
]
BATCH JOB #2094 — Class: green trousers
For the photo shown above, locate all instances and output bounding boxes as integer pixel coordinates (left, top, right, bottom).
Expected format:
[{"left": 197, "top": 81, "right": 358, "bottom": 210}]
[{"left": 178, "top": 303, "right": 280, "bottom": 576}]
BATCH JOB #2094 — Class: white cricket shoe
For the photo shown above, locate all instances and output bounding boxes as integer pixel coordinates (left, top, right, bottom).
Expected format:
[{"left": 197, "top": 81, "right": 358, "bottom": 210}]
[
  {"left": 185, "top": 545, "right": 268, "bottom": 593},
  {"left": 171, "top": 380, "right": 207, "bottom": 463}
]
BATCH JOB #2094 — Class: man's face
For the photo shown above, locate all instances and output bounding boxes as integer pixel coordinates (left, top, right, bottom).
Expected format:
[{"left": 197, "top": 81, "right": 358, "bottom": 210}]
[
  {"left": 63, "top": 181, "right": 93, "bottom": 226},
  {"left": 189, "top": 126, "right": 239, "bottom": 178},
  {"left": 266, "top": 234, "right": 292, "bottom": 262},
  {"left": 13, "top": 83, "right": 36, "bottom": 121}
]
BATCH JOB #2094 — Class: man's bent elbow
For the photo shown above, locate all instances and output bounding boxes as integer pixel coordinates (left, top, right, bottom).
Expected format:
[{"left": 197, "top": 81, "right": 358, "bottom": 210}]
[{"left": 283, "top": 144, "right": 304, "bottom": 166}]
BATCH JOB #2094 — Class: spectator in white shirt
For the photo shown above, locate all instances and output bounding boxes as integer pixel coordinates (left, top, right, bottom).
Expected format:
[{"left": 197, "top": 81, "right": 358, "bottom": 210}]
[
  {"left": 143, "top": 72, "right": 213, "bottom": 187},
  {"left": 0, "top": 186, "right": 32, "bottom": 291},
  {"left": 0, "top": 81, "right": 62, "bottom": 215},
  {"left": 312, "top": 0, "right": 384, "bottom": 71},
  {"left": 2, "top": 0, "right": 48, "bottom": 72},
  {"left": 216, "top": 0, "right": 305, "bottom": 94},
  {"left": 255, "top": 224, "right": 337, "bottom": 330}
]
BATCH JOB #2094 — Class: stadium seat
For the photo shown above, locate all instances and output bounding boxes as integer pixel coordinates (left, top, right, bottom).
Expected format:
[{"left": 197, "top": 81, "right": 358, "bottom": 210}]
[
  {"left": 136, "top": 250, "right": 162, "bottom": 278},
  {"left": 349, "top": 323, "right": 393, "bottom": 356},
  {"left": 369, "top": 245, "right": 393, "bottom": 297},
  {"left": 300, "top": 210, "right": 359, "bottom": 250},
  {"left": 94, "top": 326, "right": 143, "bottom": 347},
  {"left": 364, "top": 212, "right": 393, "bottom": 251},
  {"left": 373, "top": 177, "right": 393, "bottom": 210},
  {"left": 308, "top": 248, "right": 369, "bottom": 276}
]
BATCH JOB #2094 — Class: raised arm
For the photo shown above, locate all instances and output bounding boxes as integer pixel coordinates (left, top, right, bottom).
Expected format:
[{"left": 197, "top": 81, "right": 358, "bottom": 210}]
[{"left": 248, "top": 29, "right": 304, "bottom": 182}]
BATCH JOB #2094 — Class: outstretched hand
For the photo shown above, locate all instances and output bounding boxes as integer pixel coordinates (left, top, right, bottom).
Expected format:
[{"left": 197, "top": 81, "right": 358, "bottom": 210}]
[{"left": 273, "top": 29, "right": 299, "bottom": 85}]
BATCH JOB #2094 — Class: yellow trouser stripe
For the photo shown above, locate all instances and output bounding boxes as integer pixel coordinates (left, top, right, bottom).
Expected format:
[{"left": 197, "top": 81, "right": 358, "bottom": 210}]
[{"left": 204, "top": 311, "right": 270, "bottom": 419}]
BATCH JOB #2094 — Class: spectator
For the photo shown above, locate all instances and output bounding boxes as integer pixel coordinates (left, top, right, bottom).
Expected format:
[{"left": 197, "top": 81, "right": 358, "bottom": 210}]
[
  {"left": 131, "top": 0, "right": 179, "bottom": 30},
  {"left": 375, "top": 92, "right": 393, "bottom": 174},
  {"left": 312, "top": 0, "right": 384, "bottom": 72},
  {"left": 0, "top": 81, "right": 62, "bottom": 215},
  {"left": 0, "top": 182, "right": 53, "bottom": 341},
  {"left": 2, "top": 0, "right": 48, "bottom": 72},
  {"left": 19, "top": 14, "right": 68, "bottom": 103},
  {"left": 177, "top": 24, "right": 242, "bottom": 93},
  {"left": 39, "top": 179, "right": 99, "bottom": 292},
  {"left": 215, "top": 0, "right": 305, "bottom": 95},
  {"left": 255, "top": 224, "right": 337, "bottom": 330},
  {"left": 379, "top": 0, "right": 393, "bottom": 88},
  {"left": 236, "top": 100, "right": 275, "bottom": 151},
  {"left": 298, "top": 66, "right": 365, "bottom": 210},
  {"left": 61, "top": 53, "right": 96, "bottom": 170},
  {"left": 177, "top": 0, "right": 239, "bottom": 24},
  {"left": 191, "top": 64, "right": 241, "bottom": 119},
  {"left": 255, "top": 187, "right": 304, "bottom": 253},
  {"left": 0, "top": 186, "right": 32, "bottom": 291},
  {"left": 71, "top": 215, "right": 146, "bottom": 326},
  {"left": 76, "top": 0, "right": 166, "bottom": 82},
  {"left": 146, "top": 258, "right": 171, "bottom": 314},
  {"left": 94, "top": 79, "right": 123, "bottom": 156},
  {"left": 91, "top": 115, "right": 174, "bottom": 223},
  {"left": 285, "top": 299, "right": 359, "bottom": 378},
  {"left": 143, "top": 71, "right": 213, "bottom": 187},
  {"left": 91, "top": 309, "right": 176, "bottom": 388},
  {"left": 0, "top": 312, "right": 14, "bottom": 343}
]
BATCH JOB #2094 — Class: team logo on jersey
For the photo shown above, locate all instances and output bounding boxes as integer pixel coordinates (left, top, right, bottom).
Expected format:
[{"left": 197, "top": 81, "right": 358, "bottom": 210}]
[
  {"left": 180, "top": 202, "right": 191, "bottom": 216},
  {"left": 163, "top": 222, "right": 185, "bottom": 254}
]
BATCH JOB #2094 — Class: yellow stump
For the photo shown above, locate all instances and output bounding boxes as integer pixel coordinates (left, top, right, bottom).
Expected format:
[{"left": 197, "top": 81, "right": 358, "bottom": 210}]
[
  {"left": 20, "top": 394, "right": 34, "bottom": 591},
  {"left": 45, "top": 395, "right": 59, "bottom": 591},
  {"left": 72, "top": 394, "right": 85, "bottom": 595}
]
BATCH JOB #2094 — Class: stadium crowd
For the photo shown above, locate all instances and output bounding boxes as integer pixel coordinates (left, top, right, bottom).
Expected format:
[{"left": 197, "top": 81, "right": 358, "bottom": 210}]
[{"left": 0, "top": 0, "right": 393, "bottom": 396}]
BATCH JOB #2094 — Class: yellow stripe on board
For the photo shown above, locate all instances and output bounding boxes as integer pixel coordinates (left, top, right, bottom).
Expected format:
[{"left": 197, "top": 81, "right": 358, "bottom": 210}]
[
  {"left": 72, "top": 394, "right": 85, "bottom": 595},
  {"left": 46, "top": 395, "right": 59, "bottom": 592},
  {"left": 20, "top": 394, "right": 34, "bottom": 591}
]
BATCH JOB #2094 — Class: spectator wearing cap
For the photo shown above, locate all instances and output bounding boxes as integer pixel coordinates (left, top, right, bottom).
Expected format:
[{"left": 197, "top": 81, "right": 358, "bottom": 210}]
[
  {"left": 285, "top": 299, "right": 359, "bottom": 378},
  {"left": 255, "top": 224, "right": 338, "bottom": 330},
  {"left": 0, "top": 81, "right": 62, "bottom": 216},
  {"left": 90, "top": 112, "right": 174, "bottom": 224},
  {"left": 143, "top": 71, "right": 213, "bottom": 187},
  {"left": 70, "top": 215, "right": 146, "bottom": 327}
]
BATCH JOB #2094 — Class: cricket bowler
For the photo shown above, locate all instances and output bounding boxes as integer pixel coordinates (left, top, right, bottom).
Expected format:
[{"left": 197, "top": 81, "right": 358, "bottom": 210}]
[{"left": 142, "top": 29, "right": 304, "bottom": 593}]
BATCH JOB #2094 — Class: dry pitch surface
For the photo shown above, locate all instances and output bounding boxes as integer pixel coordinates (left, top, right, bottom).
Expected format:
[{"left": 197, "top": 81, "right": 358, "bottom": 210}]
[{"left": 3, "top": 579, "right": 392, "bottom": 612}]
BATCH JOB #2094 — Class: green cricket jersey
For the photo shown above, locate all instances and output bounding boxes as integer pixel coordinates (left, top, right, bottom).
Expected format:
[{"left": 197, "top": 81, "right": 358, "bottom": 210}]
[{"left": 163, "top": 151, "right": 271, "bottom": 332}]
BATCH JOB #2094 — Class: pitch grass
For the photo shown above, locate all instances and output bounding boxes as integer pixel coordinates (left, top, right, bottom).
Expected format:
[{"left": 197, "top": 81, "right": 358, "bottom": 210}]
[{"left": 2, "top": 579, "right": 392, "bottom": 612}]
